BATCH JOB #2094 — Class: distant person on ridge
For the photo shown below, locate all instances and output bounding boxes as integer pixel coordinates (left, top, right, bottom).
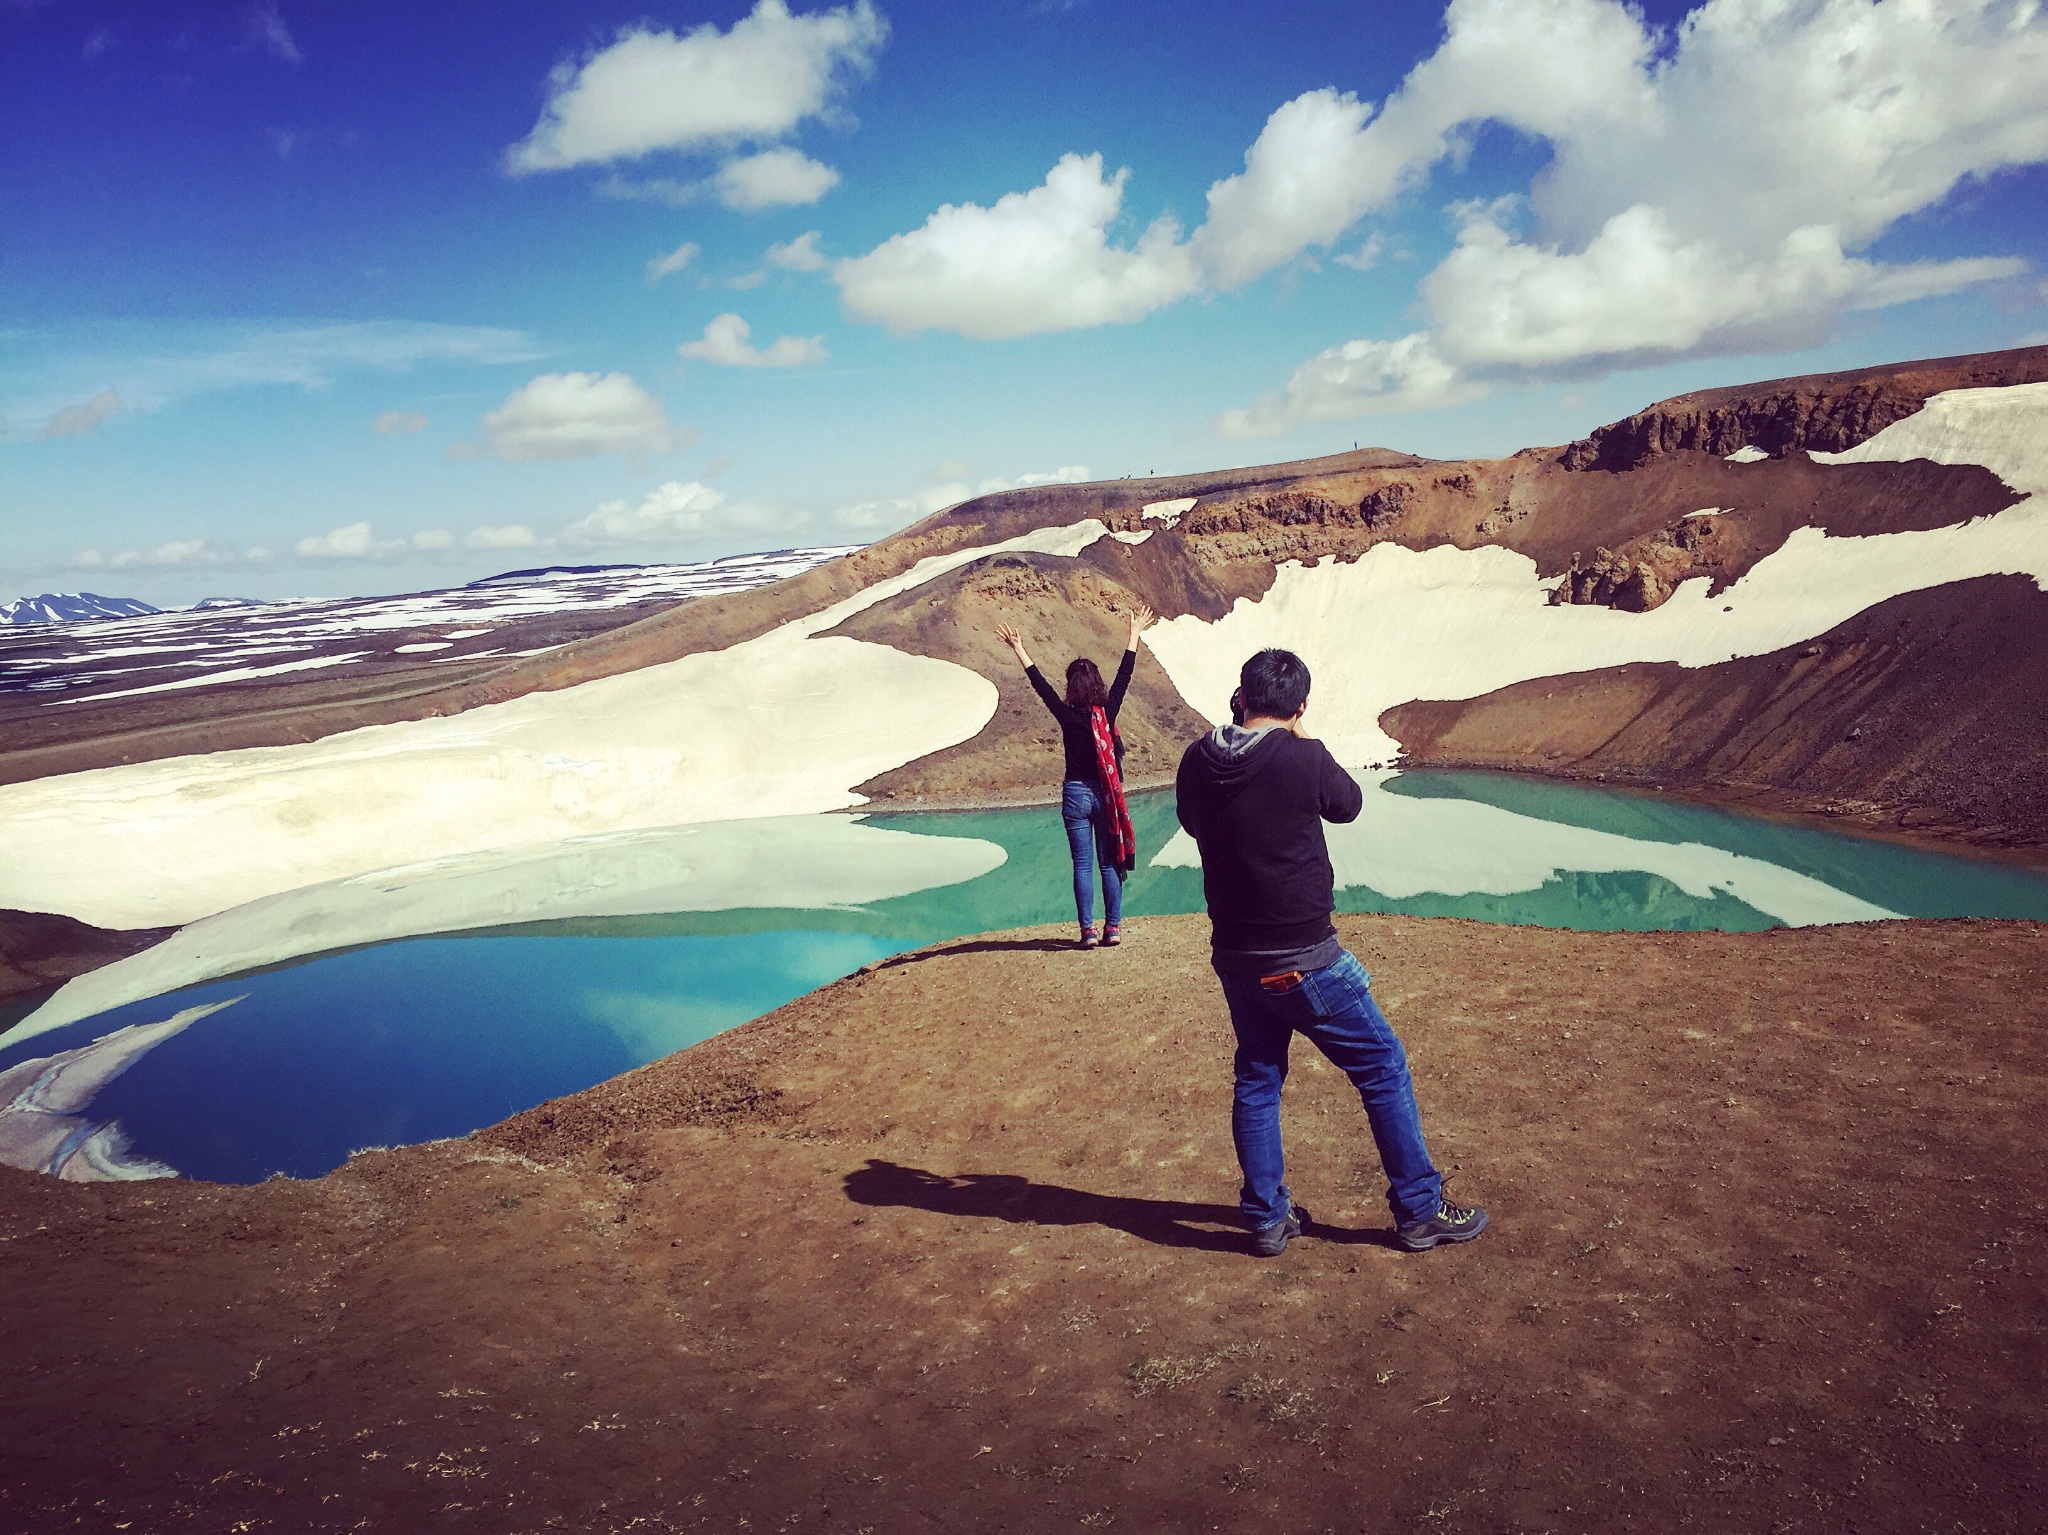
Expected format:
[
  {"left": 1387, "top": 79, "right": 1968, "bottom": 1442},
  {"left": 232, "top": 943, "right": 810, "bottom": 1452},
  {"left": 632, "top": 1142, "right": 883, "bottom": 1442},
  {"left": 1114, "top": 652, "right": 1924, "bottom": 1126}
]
[
  {"left": 1175, "top": 647, "right": 1487, "bottom": 1257},
  {"left": 995, "top": 605, "right": 1155, "bottom": 949}
]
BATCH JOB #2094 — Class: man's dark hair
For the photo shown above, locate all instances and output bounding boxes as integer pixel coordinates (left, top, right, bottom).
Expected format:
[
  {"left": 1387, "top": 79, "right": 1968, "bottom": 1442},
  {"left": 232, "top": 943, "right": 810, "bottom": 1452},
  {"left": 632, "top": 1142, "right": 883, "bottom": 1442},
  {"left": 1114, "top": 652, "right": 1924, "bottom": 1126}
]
[{"left": 1238, "top": 648, "right": 1311, "bottom": 720}]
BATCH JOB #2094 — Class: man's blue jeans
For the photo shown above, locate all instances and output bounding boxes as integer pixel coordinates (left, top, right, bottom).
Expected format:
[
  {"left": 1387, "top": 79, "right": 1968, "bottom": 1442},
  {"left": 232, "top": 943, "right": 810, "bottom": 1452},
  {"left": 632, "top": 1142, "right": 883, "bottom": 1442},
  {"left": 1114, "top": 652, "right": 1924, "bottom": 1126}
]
[
  {"left": 1061, "top": 778, "right": 1124, "bottom": 930},
  {"left": 1215, "top": 949, "right": 1442, "bottom": 1230}
]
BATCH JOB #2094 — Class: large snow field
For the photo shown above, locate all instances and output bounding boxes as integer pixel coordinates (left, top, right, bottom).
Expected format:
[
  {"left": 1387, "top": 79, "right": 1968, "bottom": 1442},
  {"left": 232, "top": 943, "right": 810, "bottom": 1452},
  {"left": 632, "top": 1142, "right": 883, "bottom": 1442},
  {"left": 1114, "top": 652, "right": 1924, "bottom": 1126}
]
[{"left": 0, "top": 523, "right": 1106, "bottom": 929}]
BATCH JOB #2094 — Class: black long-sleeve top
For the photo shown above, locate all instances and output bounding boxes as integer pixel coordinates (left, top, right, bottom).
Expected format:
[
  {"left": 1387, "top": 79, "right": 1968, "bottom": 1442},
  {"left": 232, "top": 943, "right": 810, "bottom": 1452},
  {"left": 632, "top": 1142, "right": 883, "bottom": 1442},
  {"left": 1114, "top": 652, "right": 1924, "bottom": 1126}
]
[
  {"left": 1176, "top": 727, "right": 1364, "bottom": 957},
  {"left": 1024, "top": 649, "right": 1135, "bottom": 784}
]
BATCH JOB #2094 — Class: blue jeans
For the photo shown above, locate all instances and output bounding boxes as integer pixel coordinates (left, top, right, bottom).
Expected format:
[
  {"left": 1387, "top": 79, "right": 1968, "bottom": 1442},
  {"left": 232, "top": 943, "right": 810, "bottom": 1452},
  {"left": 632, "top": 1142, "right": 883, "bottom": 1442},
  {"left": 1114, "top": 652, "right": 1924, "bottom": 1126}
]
[
  {"left": 1215, "top": 949, "right": 1442, "bottom": 1229},
  {"left": 1061, "top": 778, "right": 1124, "bottom": 930}
]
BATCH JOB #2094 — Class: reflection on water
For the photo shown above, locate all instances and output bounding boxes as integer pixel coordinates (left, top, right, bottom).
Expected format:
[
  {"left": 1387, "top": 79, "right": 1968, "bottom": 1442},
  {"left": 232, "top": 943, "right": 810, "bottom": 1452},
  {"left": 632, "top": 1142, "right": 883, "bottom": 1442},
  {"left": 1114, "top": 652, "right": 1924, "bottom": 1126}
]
[{"left": 4, "top": 771, "right": 2044, "bottom": 1184}]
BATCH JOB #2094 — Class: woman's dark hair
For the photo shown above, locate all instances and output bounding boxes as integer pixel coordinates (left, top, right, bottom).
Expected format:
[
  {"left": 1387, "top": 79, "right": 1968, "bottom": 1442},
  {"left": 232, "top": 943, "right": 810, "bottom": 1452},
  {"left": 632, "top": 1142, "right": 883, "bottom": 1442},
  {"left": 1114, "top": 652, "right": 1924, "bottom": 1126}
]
[
  {"left": 1238, "top": 648, "right": 1311, "bottom": 719},
  {"left": 1065, "top": 657, "right": 1109, "bottom": 710}
]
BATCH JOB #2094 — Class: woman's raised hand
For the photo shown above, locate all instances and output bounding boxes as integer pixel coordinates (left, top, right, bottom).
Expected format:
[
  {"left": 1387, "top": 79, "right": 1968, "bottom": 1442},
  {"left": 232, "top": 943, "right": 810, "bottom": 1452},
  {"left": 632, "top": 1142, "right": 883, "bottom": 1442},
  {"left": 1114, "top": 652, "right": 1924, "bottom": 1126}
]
[
  {"left": 1127, "top": 603, "right": 1157, "bottom": 647},
  {"left": 994, "top": 622, "right": 1032, "bottom": 666}
]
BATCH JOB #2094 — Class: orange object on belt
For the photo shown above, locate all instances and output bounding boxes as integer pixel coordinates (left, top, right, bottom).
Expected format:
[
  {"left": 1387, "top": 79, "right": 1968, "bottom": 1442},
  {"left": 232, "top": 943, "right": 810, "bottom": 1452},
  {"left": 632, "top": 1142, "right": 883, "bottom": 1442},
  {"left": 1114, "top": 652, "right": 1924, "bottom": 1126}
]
[{"left": 1258, "top": 971, "right": 1304, "bottom": 993}]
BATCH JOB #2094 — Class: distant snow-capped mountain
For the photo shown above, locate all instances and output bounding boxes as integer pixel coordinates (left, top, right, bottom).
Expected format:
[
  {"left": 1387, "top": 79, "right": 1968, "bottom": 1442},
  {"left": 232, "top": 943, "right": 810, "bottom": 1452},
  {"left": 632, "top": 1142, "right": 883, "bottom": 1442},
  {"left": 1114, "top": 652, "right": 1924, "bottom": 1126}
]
[{"left": 0, "top": 592, "right": 161, "bottom": 626}]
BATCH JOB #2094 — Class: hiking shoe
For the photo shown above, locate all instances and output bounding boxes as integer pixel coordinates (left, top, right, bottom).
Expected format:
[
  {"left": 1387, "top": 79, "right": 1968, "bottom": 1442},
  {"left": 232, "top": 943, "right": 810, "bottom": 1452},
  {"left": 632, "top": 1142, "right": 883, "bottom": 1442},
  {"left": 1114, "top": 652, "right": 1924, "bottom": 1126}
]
[
  {"left": 1079, "top": 926, "right": 1101, "bottom": 949},
  {"left": 1251, "top": 1204, "right": 1308, "bottom": 1258},
  {"left": 1395, "top": 1199, "right": 1489, "bottom": 1252},
  {"left": 1101, "top": 925, "right": 1121, "bottom": 947}
]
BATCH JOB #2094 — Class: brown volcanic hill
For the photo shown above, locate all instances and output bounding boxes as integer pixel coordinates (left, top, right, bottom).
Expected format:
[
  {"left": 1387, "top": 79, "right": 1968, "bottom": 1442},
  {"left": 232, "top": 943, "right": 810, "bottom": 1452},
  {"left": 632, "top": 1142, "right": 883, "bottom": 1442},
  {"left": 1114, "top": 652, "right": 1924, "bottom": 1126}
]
[
  {"left": 3, "top": 914, "right": 2044, "bottom": 1532},
  {"left": 1382, "top": 574, "right": 2048, "bottom": 859}
]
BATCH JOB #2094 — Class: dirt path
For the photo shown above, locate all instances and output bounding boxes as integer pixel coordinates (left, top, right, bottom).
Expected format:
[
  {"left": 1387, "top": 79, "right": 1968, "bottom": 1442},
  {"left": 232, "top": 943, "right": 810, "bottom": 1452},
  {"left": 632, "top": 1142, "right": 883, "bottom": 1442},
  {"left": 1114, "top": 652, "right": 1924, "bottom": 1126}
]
[{"left": 3, "top": 914, "right": 2044, "bottom": 1533}]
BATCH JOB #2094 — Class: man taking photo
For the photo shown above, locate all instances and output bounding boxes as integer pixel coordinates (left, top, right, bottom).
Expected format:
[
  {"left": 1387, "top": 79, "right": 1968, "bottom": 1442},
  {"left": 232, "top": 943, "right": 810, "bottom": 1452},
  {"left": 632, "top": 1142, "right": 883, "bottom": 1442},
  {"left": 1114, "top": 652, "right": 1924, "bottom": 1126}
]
[{"left": 1175, "top": 647, "right": 1487, "bottom": 1258}]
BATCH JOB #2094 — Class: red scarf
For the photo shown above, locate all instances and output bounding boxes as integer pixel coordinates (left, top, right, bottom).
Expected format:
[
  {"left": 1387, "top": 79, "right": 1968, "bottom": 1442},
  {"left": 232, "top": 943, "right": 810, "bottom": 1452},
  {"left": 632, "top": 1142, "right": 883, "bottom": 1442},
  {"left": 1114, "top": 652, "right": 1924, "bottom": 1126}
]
[{"left": 1089, "top": 704, "right": 1136, "bottom": 872}]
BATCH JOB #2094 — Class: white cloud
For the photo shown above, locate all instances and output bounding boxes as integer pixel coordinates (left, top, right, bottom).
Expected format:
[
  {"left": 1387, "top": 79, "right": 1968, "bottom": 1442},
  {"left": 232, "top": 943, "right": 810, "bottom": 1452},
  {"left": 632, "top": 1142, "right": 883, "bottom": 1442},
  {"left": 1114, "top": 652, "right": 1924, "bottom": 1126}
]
[
  {"left": 293, "top": 523, "right": 466, "bottom": 560},
  {"left": 678, "top": 313, "right": 828, "bottom": 368},
  {"left": 372, "top": 409, "right": 429, "bottom": 434},
  {"left": 245, "top": 1, "right": 302, "bottom": 64},
  {"left": 1334, "top": 233, "right": 1385, "bottom": 272},
  {"left": 41, "top": 388, "right": 122, "bottom": 439},
  {"left": 713, "top": 148, "right": 840, "bottom": 210},
  {"left": 561, "top": 481, "right": 729, "bottom": 546},
  {"left": 505, "top": 1, "right": 885, "bottom": 173},
  {"left": 832, "top": 464, "right": 1091, "bottom": 532},
  {"left": 767, "top": 230, "right": 828, "bottom": 271},
  {"left": 464, "top": 524, "right": 539, "bottom": 551},
  {"left": 1216, "top": 0, "right": 2048, "bottom": 434},
  {"left": 595, "top": 175, "right": 702, "bottom": 207},
  {"left": 111, "top": 539, "right": 219, "bottom": 569},
  {"left": 834, "top": 153, "right": 1200, "bottom": 339},
  {"left": 295, "top": 523, "right": 376, "bottom": 559},
  {"left": 1217, "top": 334, "right": 1482, "bottom": 440},
  {"left": 482, "top": 372, "right": 689, "bottom": 461},
  {"left": 646, "top": 241, "right": 701, "bottom": 282}
]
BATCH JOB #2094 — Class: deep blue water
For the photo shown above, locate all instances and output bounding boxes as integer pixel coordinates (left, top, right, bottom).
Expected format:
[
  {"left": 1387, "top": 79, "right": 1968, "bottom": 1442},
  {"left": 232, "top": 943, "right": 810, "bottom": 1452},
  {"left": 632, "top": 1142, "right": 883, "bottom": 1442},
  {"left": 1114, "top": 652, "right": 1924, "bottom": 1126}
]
[{"left": 4, "top": 772, "right": 2043, "bottom": 1184}]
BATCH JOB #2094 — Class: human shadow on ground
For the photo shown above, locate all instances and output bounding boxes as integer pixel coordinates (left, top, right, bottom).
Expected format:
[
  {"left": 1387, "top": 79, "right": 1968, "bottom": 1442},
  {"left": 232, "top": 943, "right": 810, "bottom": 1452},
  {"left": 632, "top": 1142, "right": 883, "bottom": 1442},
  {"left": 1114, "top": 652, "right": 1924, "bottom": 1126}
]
[
  {"left": 865, "top": 937, "right": 1078, "bottom": 973},
  {"left": 842, "top": 1159, "right": 1392, "bottom": 1253}
]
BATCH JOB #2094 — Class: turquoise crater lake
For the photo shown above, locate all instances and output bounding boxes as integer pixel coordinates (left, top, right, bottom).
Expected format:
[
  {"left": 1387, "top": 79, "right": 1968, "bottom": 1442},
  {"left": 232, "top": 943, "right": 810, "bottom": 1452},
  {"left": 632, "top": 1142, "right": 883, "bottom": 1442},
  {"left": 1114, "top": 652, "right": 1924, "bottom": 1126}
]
[{"left": 3, "top": 771, "right": 2044, "bottom": 1185}]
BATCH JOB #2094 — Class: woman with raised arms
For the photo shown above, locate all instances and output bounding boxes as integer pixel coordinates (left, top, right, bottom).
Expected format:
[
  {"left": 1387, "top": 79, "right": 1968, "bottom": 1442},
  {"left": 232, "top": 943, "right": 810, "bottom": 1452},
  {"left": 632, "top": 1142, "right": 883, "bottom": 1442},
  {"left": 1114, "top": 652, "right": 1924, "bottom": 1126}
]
[{"left": 995, "top": 604, "right": 1155, "bottom": 949}]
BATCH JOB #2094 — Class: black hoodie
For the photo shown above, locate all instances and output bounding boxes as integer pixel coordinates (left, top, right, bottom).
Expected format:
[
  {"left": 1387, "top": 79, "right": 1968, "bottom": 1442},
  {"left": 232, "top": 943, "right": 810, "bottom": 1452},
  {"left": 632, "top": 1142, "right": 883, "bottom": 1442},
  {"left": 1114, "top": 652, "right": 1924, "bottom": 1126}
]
[{"left": 1175, "top": 724, "right": 1364, "bottom": 962}]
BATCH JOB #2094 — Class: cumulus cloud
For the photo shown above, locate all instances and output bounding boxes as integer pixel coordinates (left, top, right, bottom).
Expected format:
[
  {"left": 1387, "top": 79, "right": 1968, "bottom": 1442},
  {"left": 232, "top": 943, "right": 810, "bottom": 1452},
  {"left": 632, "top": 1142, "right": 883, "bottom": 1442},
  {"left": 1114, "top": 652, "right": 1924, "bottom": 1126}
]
[
  {"left": 372, "top": 409, "right": 429, "bottom": 434},
  {"left": 835, "top": 153, "right": 1200, "bottom": 339},
  {"left": 678, "top": 313, "right": 828, "bottom": 368},
  {"left": 714, "top": 148, "right": 840, "bottom": 209},
  {"left": 767, "top": 230, "right": 828, "bottom": 271},
  {"left": 464, "top": 524, "right": 539, "bottom": 550},
  {"left": 1217, "top": 334, "right": 1482, "bottom": 439},
  {"left": 1216, "top": 0, "right": 2048, "bottom": 434},
  {"left": 411, "top": 528, "right": 455, "bottom": 551},
  {"left": 482, "top": 372, "right": 689, "bottom": 461},
  {"left": 40, "top": 388, "right": 122, "bottom": 439},
  {"left": 646, "top": 241, "right": 701, "bottom": 282},
  {"left": 505, "top": 1, "right": 884, "bottom": 173},
  {"left": 561, "top": 480, "right": 729, "bottom": 546}
]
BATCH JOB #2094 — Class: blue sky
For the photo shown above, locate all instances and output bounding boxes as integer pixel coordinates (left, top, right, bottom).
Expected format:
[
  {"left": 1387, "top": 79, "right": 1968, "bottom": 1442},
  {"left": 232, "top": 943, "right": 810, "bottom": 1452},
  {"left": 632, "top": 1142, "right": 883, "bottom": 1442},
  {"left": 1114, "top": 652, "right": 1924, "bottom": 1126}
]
[{"left": 4, "top": 0, "right": 2045, "bottom": 605}]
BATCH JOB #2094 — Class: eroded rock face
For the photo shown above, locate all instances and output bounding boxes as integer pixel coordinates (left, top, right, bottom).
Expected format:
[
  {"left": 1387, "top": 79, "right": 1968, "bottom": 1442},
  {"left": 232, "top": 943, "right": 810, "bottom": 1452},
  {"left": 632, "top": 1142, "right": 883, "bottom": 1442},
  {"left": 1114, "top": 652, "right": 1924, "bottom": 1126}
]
[
  {"left": 1552, "top": 514, "right": 1726, "bottom": 611},
  {"left": 1559, "top": 384, "right": 1930, "bottom": 472},
  {"left": 1559, "top": 345, "right": 2048, "bottom": 473}
]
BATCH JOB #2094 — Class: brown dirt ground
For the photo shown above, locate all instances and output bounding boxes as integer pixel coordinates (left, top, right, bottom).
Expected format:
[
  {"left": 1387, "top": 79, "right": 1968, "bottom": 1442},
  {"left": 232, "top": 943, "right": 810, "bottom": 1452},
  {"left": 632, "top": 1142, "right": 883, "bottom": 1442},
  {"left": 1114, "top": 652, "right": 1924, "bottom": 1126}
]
[
  {"left": 4, "top": 913, "right": 2044, "bottom": 1533},
  {"left": 0, "top": 907, "right": 176, "bottom": 1005},
  {"left": 1384, "top": 574, "right": 2048, "bottom": 861}
]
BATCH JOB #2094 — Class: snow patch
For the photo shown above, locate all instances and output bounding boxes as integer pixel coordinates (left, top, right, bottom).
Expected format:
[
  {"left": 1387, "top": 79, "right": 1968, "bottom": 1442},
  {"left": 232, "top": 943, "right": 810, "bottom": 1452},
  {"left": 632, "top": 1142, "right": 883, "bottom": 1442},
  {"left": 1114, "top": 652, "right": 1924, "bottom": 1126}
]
[
  {"left": 45, "top": 651, "right": 371, "bottom": 704},
  {"left": 1141, "top": 497, "right": 1197, "bottom": 529},
  {"left": 0, "top": 999, "right": 241, "bottom": 1180},
  {"left": 1724, "top": 445, "right": 1769, "bottom": 464}
]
